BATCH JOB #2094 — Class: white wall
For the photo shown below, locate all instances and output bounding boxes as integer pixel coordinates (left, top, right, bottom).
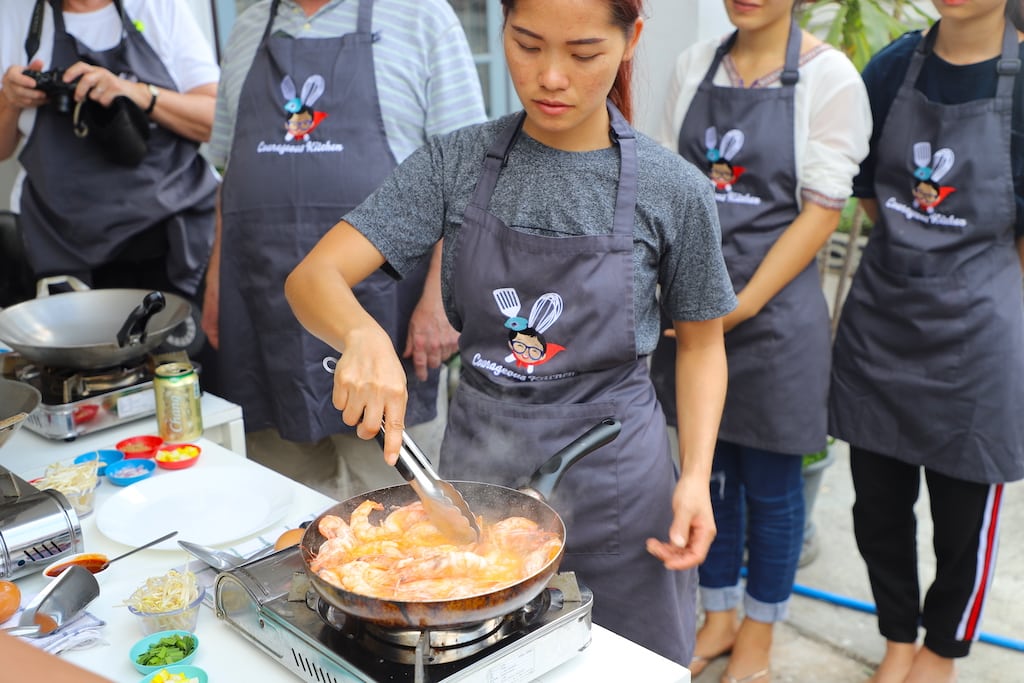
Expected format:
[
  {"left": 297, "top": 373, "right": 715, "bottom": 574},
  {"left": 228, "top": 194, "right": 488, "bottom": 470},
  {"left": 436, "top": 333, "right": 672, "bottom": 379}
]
[{"left": 634, "top": 0, "right": 731, "bottom": 138}]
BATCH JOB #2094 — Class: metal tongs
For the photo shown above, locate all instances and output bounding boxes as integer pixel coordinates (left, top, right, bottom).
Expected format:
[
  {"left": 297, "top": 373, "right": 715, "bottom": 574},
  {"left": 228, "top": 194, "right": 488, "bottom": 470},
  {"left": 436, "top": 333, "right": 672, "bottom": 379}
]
[{"left": 379, "top": 427, "right": 481, "bottom": 545}]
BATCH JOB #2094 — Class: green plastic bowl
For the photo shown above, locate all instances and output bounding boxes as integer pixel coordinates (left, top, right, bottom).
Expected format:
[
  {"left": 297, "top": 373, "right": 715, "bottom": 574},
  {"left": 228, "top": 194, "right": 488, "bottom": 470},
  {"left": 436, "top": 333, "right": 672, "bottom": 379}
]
[{"left": 129, "top": 629, "right": 199, "bottom": 674}]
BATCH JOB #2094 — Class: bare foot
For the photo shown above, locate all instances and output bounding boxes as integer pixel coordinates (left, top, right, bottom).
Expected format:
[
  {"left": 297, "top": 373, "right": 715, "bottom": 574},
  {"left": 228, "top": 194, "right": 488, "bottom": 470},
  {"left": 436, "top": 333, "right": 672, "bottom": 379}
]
[
  {"left": 721, "top": 618, "right": 772, "bottom": 683},
  {"left": 866, "top": 641, "right": 916, "bottom": 683},
  {"left": 690, "top": 609, "right": 739, "bottom": 677},
  {"left": 904, "top": 646, "right": 956, "bottom": 683}
]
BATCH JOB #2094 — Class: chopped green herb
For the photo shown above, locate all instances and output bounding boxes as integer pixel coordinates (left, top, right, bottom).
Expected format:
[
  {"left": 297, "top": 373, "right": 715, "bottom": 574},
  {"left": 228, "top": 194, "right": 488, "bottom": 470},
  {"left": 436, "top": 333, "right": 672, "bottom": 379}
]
[{"left": 136, "top": 634, "right": 195, "bottom": 666}]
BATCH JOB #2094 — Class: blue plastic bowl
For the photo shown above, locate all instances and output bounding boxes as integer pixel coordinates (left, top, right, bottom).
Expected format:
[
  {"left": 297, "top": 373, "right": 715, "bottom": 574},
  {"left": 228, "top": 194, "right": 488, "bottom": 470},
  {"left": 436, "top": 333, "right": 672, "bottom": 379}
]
[
  {"left": 129, "top": 630, "right": 199, "bottom": 675},
  {"left": 74, "top": 449, "right": 124, "bottom": 476},
  {"left": 105, "top": 458, "right": 156, "bottom": 486},
  {"left": 138, "top": 664, "right": 208, "bottom": 683}
]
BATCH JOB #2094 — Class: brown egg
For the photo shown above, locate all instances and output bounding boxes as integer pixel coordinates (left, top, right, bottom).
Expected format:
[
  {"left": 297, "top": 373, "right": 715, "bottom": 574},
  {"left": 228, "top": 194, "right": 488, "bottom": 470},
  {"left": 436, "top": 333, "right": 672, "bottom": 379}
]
[
  {"left": 0, "top": 580, "right": 21, "bottom": 623},
  {"left": 275, "top": 528, "right": 305, "bottom": 550}
]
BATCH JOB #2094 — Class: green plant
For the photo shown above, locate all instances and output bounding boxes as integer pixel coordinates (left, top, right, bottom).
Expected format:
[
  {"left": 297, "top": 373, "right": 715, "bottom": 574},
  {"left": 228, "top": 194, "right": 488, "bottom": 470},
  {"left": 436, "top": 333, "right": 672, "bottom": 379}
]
[
  {"left": 801, "top": 0, "right": 934, "bottom": 70},
  {"left": 802, "top": 436, "right": 836, "bottom": 468}
]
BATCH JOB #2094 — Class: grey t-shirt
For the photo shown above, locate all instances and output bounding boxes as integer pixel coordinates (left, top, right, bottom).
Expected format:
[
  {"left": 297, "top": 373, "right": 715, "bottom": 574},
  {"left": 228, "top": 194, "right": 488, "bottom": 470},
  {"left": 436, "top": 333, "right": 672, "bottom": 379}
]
[{"left": 344, "top": 114, "right": 737, "bottom": 355}]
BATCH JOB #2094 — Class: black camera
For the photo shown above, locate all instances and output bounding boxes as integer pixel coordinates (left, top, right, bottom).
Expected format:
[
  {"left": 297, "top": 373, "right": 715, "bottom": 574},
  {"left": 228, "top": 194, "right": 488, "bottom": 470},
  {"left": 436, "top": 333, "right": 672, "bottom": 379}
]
[{"left": 23, "top": 68, "right": 80, "bottom": 115}]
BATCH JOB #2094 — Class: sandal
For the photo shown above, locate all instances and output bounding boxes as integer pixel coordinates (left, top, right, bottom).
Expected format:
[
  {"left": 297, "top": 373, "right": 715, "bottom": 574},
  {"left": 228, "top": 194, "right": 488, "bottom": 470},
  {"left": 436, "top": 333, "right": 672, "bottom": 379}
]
[
  {"left": 722, "top": 668, "right": 769, "bottom": 683},
  {"left": 689, "top": 649, "right": 732, "bottom": 677}
]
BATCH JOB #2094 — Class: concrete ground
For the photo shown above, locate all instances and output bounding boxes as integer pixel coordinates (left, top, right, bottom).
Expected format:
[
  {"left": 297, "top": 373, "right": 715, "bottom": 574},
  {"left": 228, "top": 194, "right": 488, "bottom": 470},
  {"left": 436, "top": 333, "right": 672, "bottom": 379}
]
[
  {"left": 691, "top": 437, "right": 1024, "bottom": 682},
  {"left": 690, "top": 269, "right": 1024, "bottom": 682}
]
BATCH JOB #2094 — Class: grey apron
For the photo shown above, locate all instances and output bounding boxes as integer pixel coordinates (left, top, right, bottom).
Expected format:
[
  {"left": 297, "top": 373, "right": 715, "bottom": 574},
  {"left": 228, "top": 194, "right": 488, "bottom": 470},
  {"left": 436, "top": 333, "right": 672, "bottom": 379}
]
[
  {"left": 830, "top": 22, "right": 1024, "bottom": 484},
  {"left": 652, "top": 22, "right": 828, "bottom": 455},
  {"left": 18, "top": 0, "right": 216, "bottom": 296},
  {"left": 442, "top": 103, "right": 694, "bottom": 665},
  {"left": 218, "top": 0, "right": 436, "bottom": 442}
]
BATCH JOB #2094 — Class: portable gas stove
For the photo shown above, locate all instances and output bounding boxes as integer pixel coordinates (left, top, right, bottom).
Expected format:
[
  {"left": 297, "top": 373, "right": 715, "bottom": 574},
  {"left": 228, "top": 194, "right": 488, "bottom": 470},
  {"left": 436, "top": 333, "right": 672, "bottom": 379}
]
[
  {"left": 1, "top": 350, "right": 193, "bottom": 440},
  {"left": 214, "top": 547, "right": 594, "bottom": 683}
]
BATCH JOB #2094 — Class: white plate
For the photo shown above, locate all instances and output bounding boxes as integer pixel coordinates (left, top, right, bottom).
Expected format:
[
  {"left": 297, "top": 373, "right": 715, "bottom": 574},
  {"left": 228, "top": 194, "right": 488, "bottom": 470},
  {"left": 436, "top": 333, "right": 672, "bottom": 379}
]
[{"left": 96, "top": 465, "right": 294, "bottom": 550}]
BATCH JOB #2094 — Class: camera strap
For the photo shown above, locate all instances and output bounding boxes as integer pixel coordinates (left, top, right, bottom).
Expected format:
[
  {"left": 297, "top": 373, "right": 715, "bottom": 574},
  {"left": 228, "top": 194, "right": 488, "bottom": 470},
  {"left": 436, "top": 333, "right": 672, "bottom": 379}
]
[{"left": 24, "top": 0, "right": 46, "bottom": 61}]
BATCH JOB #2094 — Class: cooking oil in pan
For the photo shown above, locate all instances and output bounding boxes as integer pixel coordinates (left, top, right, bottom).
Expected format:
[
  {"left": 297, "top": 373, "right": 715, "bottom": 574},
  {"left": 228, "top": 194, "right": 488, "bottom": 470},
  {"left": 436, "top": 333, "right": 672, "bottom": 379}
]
[{"left": 154, "top": 362, "right": 203, "bottom": 442}]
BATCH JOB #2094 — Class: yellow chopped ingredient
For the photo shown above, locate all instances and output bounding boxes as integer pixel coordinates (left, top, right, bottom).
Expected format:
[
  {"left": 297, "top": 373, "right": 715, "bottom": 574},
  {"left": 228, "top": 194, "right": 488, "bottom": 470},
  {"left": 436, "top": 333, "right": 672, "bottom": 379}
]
[
  {"left": 156, "top": 445, "right": 199, "bottom": 462},
  {"left": 150, "top": 670, "right": 199, "bottom": 683}
]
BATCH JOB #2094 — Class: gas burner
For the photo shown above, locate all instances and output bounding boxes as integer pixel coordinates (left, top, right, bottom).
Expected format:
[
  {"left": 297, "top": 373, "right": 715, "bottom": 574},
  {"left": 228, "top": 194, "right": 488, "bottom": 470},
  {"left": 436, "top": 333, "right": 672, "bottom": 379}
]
[
  {"left": 2, "top": 350, "right": 196, "bottom": 440},
  {"left": 214, "top": 548, "right": 594, "bottom": 683},
  {"left": 18, "top": 362, "right": 149, "bottom": 404},
  {"left": 313, "top": 588, "right": 552, "bottom": 665}
]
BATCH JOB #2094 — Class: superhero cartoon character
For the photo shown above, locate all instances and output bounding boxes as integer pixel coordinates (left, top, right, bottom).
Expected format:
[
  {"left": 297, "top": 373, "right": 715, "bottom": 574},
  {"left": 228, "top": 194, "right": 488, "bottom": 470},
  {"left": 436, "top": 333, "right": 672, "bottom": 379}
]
[
  {"left": 281, "top": 74, "right": 328, "bottom": 141},
  {"left": 493, "top": 288, "right": 566, "bottom": 375},
  {"left": 704, "top": 126, "right": 746, "bottom": 191},
  {"left": 911, "top": 142, "right": 956, "bottom": 213}
]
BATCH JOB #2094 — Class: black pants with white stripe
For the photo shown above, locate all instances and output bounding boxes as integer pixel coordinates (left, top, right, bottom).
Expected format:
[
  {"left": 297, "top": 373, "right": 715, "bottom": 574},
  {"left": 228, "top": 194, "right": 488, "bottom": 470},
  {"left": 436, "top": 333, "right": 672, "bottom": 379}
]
[{"left": 850, "top": 447, "right": 1003, "bottom": 658}]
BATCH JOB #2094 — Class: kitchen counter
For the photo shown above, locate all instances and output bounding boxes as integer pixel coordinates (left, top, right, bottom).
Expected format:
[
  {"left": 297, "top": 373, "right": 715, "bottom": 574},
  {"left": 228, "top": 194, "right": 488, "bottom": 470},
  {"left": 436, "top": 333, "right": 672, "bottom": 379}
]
[{"left": 1, "top": 405, "right": 690, "bottom": 682}]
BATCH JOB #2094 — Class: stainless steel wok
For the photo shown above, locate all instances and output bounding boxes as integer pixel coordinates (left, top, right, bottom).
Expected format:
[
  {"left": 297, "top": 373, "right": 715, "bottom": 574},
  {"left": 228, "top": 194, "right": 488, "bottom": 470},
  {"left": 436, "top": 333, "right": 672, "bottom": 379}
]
[
  {"left": 0, "top": 289, "right": 190, "bottom": 370},
  {"left": 0, "top": 378, "right": 41, "bottom": 450},
  {"left": 301, "top": 418, "right": 621, "bottom": 629}
]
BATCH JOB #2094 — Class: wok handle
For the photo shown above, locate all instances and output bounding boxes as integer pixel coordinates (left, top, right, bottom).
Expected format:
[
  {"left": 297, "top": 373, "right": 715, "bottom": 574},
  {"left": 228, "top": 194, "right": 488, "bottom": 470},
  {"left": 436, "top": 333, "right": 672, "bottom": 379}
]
[
  {"left": 116, "top": 291, "right": 165, "bottom": 348},
  {"left": 526, "top": 417, "right": 621, "bottom": 501}
]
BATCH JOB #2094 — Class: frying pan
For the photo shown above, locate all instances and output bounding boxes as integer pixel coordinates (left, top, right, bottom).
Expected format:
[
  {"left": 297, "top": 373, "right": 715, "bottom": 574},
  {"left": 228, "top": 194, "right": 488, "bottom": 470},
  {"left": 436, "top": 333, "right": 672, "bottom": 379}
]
[
  {"left": 0, "top": 288, "right": 190, "bottom": 370},
  {"left": 301, "top": 417, "right": 621, "bottom": 629},
  {"left": 0, "top": 378, "right": 41, "bottom": 451}
]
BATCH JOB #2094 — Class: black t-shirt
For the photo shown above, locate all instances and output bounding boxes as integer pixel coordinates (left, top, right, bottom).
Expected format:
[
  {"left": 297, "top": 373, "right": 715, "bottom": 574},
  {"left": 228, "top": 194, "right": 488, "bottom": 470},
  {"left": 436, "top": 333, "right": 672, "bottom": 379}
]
[{"left": 853, "top": 30, "right": 1024, "bottom": 236}]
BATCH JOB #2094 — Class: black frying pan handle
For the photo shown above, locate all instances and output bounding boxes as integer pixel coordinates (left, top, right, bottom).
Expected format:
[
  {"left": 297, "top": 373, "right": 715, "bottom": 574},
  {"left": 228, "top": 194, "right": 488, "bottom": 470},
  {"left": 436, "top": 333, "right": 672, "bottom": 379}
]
[
  {"left": 526, "top": 417, "right": 621, "bottom": 501},
  {"left": 116, "top": 291, "right": 165, "bottom": 348}
]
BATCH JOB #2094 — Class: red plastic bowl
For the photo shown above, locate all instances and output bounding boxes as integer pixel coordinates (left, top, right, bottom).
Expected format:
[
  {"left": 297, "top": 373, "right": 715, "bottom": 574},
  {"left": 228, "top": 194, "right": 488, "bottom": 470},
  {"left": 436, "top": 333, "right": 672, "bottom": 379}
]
[
  {"left": 116, "top": 435, "right": 164, "bottom": 459},
  {"left": 154, "top": 443, "right": 201, "bottom": 470}
]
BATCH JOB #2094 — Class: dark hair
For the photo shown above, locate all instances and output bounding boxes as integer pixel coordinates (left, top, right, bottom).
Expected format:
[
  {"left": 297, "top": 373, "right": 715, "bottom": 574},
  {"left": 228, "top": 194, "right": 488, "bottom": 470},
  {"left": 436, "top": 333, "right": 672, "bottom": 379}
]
[
  {"left": 508, "top": 327, "right": 547, "bottom": 352},
  {"left": 500, "top": 0, "right": 643, "bottom": 122}
]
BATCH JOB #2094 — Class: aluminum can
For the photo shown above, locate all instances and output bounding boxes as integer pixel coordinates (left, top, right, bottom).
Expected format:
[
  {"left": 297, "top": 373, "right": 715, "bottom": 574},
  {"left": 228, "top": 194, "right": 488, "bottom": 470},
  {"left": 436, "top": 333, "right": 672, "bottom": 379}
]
[{"left": 154, "top": 361, "right": 203, "bottom": 442}]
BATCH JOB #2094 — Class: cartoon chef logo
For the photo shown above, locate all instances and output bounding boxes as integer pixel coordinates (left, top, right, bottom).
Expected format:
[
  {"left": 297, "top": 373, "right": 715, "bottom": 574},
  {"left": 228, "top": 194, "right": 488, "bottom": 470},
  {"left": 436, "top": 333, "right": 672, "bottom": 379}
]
[
  {"left": 493, "top": 288, "right": 566, "bottom": 374},
  {"left": 281, "top": 74, "right": 328, "bottom": 141},
  {"left": 704, "top": 127, "right": 746, "bottom": 191},
  {"left": 910, "top": 142, "right": 956, "bottom": 213}
]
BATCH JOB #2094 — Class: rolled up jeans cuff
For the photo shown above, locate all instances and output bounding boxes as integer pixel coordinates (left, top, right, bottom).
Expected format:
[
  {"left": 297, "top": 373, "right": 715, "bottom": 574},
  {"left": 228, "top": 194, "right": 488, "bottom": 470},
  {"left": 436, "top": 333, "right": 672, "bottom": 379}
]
[
  {"left": 743, "top": 593, "right": 790, "bottom": 623},
  {"left": 699, "top": 584, "right": 744, "bottom": 612}
]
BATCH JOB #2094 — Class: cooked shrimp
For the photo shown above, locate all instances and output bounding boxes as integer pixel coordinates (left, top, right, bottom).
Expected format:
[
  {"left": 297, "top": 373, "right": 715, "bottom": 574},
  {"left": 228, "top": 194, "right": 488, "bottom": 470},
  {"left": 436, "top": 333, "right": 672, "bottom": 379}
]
[
  {"left": 349, "top": 500, "right": 387, "bottom": 542},
  {"left": 309, "top": 499, "right": 564, "bottom": 601}
]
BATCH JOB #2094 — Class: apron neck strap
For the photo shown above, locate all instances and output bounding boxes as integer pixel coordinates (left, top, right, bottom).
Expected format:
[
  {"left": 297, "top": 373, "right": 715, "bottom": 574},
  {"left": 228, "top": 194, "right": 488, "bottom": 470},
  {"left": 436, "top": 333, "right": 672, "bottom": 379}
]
[
  {"left": 703, "top": 20, "right": 802, "bottom": 87},
  {"left": 261, "top": 0, "right": 372, "bottom": 45},
  {"left": 261, "top": 0, "right": 283, "bottom": 45},
  {"left": 908, "top": 20, "right": 1020, "bottom": 98},
  {"left": 37, "top": 0, "right": 130, "bottom": 57},
  {"left": 607, "top": 99, "right": 638, "bottom": 236},
  {"left": 470, "top": 101, "right": 638, "bottom": 236}
]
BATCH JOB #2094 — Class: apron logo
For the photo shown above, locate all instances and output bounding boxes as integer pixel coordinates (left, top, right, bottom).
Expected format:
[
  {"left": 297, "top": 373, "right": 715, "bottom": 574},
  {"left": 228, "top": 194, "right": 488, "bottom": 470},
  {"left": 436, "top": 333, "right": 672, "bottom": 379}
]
[
  {"left": 482, "top": 288, "right": 568, "bottom": 377},
  {"left": 882, "top": 142, "right": 965, "bottom": 229},
  {"left": 910, "top": 142, "right": 956, "bottom": 212},
  {"left": 704, "top": 127, "right": 761, "bottom": 206},
  {"left": 281, "top": 74, "right": 328, "bottom": 141},
  {"left": 254, "top": 74, "right": 345, "bottom": 155}
]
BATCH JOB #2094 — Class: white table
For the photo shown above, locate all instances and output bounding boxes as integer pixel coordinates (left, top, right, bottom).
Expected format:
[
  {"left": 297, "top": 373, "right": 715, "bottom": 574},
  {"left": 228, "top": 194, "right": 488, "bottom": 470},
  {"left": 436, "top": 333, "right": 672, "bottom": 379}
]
[{"left": 2, "top": 409, "right": 690, "bottom": 682}]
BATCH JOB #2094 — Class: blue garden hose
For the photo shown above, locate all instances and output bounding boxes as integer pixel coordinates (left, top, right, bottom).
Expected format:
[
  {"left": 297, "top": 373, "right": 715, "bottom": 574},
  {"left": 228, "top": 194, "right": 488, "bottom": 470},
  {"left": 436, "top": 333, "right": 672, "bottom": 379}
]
[
  {"left": 790, "top": 581, "right": 1024, "bottom": 652},
  {"left": 737, "top": 567, "right": 1024, "bottom": 652}
]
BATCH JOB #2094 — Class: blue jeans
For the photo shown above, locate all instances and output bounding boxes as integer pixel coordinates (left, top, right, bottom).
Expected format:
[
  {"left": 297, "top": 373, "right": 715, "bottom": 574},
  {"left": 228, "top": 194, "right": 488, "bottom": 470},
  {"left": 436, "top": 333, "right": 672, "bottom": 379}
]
[{"left": 699, "top": 440, "right": 805, "bottom": 623}]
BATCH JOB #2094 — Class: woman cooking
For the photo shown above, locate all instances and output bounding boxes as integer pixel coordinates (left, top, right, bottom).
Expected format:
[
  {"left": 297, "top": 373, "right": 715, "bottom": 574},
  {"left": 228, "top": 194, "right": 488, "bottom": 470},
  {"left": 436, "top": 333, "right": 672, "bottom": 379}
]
[{"left": 286, "top": 0, "right": 736, "bottom": 665}]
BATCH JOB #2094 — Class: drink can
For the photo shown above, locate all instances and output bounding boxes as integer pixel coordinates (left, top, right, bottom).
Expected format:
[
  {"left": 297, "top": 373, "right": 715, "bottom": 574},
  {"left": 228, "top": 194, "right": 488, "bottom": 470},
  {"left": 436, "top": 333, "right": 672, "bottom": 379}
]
[{"left": 154, "top": 362, "right": 203, "bottom": 442}]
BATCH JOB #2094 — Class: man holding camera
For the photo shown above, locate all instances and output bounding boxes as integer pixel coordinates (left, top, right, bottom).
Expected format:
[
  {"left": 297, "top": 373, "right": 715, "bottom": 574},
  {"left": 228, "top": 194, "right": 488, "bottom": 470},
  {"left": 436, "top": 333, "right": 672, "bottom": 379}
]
[{"left": 0, "top": 0, "right": 219, "bottom": 303}]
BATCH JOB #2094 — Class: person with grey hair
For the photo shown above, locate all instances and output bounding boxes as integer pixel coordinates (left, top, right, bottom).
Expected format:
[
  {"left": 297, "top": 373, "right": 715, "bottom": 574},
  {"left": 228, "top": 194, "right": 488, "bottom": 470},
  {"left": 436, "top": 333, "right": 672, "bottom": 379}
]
[{"left": 201, "top": 0, "right": 485, "bottom": 501}]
